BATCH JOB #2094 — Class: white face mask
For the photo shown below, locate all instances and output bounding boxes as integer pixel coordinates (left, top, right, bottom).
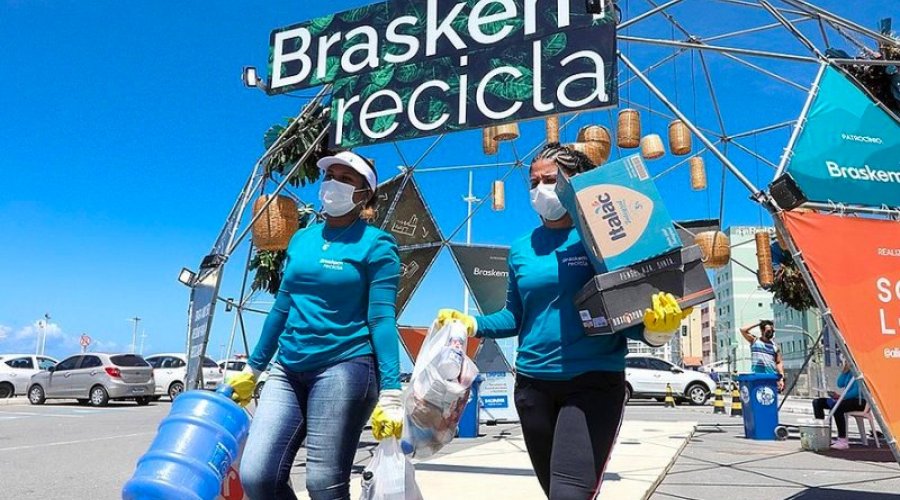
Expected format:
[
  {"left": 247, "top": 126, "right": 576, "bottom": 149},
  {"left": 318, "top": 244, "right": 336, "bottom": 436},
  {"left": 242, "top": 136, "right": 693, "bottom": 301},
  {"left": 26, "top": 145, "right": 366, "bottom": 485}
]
[
  {"left": 319, "top": 180, "right": 362, "bottom": 217},
  {"left": 530, "top": 182, "right": 567, "bottom": 221}
]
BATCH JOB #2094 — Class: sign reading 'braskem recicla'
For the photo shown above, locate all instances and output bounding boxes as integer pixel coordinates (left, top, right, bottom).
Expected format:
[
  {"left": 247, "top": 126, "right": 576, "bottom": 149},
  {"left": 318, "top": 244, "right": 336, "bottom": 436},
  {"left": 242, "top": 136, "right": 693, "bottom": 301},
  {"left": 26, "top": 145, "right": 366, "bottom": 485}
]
[
  {"left": 267, "top": 0, "right": 618, "bottom": 148},
  {"left": 786, "top": 66, "right": 900, "bottom": 208}
]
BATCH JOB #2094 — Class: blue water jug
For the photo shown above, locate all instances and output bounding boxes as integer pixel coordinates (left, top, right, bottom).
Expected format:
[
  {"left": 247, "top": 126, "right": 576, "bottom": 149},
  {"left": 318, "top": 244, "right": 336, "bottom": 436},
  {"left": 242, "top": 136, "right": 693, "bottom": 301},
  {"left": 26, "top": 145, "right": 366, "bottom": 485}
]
[{"left": 122, "top": 385, "right": 251, "bottom": 500}]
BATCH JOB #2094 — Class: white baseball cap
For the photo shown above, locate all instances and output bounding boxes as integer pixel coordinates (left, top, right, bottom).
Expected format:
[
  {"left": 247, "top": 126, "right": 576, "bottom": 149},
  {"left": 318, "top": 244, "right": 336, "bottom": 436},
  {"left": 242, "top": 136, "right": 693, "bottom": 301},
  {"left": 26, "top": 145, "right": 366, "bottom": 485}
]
[{"left": 316, "top": 151, "right": 377, "bottom": 191}]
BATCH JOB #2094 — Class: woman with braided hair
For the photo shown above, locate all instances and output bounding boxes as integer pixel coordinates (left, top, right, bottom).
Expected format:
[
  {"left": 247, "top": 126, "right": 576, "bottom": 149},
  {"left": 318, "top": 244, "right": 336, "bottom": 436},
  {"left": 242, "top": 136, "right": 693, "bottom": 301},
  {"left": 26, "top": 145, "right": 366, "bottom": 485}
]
[{"left": 435, "top": 143, "right": 691, "bottom": 499}]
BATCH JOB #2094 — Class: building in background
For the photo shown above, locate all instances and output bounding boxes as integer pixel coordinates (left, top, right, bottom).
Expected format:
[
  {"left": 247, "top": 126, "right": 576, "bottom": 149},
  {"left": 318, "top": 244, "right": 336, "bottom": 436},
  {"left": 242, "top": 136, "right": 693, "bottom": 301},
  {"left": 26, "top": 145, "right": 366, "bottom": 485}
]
[
  {"left": 701, "top": 301, "right": 717, "bottom": 366},
  {"left": 713, "top": 226, "right": 775, "bottom": 373},
  {"left": 678, "top": 306, "right": 704, "bottom": 368},
  {"left": 628, "top": 338, "right": 674, "bottom": 363}
]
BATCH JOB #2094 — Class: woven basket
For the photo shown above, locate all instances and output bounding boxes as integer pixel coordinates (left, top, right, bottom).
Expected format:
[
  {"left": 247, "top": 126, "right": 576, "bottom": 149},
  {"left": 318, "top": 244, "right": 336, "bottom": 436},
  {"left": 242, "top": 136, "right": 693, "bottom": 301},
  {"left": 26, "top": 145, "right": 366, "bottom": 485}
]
[
  {"left": 690, "top": 156, "right": 707, "bottom": 191},
  {"left": 641, "top": 134, "right": 665, "bottom": 160},
  {"left": 756, "top": 231, "right": 774, "bottom": 287},
  {"left": 492, "top": 180, "right": 506, "bottom": 211},
  {"left": 252, "top": 195, "right": 299, "bottom": 251},
  {"left": 695, "top": 230, "right": 731, "bottom": 269},
  {"left": 577, "top": 125, "right": 612, "bottom": 163},
  {"left": 668, "top": 120, "right": 692, "bottom": 156},
  {"left": 546, "top": 116, "right": 560, "bottom": 144},
  {"left": 617, "top": 109, "right": 641, "bottom": 148},
  {"left": 494, "top": 123, "right": 520, "bottom": 141},
  {"left": 482, "top": 127, "right": 498, "bottom": 155},
  {"left": 569, "top": 142, "right": 604, "bottom": 166}
]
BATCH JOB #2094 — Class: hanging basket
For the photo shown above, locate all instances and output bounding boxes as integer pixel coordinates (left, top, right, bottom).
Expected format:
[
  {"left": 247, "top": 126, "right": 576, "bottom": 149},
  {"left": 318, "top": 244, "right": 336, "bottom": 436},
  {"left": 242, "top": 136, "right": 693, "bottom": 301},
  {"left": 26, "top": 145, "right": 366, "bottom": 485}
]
[
  {"left": 569, "top": 142, "right": 605, "bottom": 166},
  {"left": 493, "top": 123, "right": 520, "bottom": 142},
  {"left": 617, "top": 109, "right": 641, "bottom": 148},
  {"left": 492, "top": 180, "right": 506, "bottom": 211},
  {"left": 689, "top": 156, "right": 707, "bottom": 191},
  {"left": 756, "top": 232, "right": 774, "bottom": 287},
  {"left": 546, "top": 116, "right": 560, "bottom": 144},
  {"left": 695, "top": 230, "right": 731, "bottom": 269},
  {"left": 482, "top": 127, "right": 498, "bottom": 155},
  {"left": 668, "top": 120, "right": 692, "bottom": 156},
  {"left": 577, "top": 125, "right": 612, "bottom": 163},
  {"left": 252, "top": 195, "right": 299, "bottom": 251},
  {"left": 641, "top": 134, "right": 665, "bottom": 161}
]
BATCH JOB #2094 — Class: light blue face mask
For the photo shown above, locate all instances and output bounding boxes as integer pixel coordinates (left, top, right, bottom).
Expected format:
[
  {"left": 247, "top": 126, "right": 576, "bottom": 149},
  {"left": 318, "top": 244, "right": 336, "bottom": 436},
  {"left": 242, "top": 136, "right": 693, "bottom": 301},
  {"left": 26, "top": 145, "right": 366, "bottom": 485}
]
[
  {"left": 319, "top": 180, "right": 364, "bottom": 217},
  {"left": 530, "top": 182, "right": 567, "bottom": 221}
]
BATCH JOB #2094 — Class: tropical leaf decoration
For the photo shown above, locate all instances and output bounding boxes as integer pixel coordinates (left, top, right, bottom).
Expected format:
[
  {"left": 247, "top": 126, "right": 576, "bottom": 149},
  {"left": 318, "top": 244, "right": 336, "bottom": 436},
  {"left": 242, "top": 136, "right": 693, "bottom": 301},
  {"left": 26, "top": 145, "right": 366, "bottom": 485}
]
[
  {"left": 769, "top": 252, "right": 816, "bottom": 311},
  {"left": 261, "top": 102, "right": 330, "bottom": 187},
  {"left": 542, "top": 32, "right": 568, "bottom": 59},
  {"left": 828, "top": 19, "right": 900, "bottom": 114}
]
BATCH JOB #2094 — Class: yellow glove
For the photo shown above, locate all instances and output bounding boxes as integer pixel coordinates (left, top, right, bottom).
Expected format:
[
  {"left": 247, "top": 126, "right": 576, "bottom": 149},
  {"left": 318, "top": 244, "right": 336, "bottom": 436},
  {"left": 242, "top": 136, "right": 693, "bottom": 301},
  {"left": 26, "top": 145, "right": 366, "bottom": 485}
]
[
  {"left": 642, "top": 293, "right": 693, "bottom": 346},
  {"left": 437, "top": 308, "right": 477, "bottom": 337},
  {"left": 370, "top": 390, "right": 403, "bottom": 440},
  {"left": 225, "top": 367, "right": 258, "bottom": 407}
]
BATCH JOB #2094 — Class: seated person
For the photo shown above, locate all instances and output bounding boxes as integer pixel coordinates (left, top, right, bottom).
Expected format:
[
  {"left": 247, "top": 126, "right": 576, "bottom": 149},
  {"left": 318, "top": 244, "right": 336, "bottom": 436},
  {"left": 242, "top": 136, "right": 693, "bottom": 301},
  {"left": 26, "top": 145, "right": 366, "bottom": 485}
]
[{"left": 811, "top": 361, "right": 866, "bottom": 450}]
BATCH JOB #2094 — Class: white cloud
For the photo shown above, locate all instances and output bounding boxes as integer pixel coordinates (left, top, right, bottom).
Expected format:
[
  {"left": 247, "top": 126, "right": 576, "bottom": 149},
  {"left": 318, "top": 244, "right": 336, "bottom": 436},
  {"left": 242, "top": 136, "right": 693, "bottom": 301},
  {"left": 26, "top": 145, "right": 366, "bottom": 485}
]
[{"left": 0, "top": 325, "right": 10, "bottom": 341}]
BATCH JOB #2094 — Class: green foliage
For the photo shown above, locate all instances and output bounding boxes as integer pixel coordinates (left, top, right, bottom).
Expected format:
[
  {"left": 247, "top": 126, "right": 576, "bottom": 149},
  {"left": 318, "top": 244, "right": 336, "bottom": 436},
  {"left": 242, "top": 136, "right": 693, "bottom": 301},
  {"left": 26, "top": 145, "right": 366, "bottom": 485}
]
[
  {"left": 769, "top": 253, "right": 817, "bottom": 311},
  {"left": 261, "top": 102, "right": 330, "bottom": 188},
  {"left": 830, "top": 23, "right": 900, "bottom": 114},
  {"left": 541, "top": 32, "right": 567, "bottom": 58},
  {"left": 249, "top": 250, "right": 287, "bottom": 296}
]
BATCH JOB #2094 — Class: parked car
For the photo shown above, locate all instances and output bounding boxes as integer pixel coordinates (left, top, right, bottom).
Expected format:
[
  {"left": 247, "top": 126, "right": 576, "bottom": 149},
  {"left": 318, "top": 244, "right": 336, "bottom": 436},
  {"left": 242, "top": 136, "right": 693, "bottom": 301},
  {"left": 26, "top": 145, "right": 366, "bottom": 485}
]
[
  {"left": 145, "top": 353, "right": 223, "bottom": 400},
  {"left": 0, "top": 354, "right": 59, "bottom": 397},
  {"left": 28, "top": 353, "right": 154, "bottom": 406},
  {"left": 625, "top": 355, "right": 716, "bottom": 405},
  {"left": 253, "top": 363, "right": 273, "bottom": 399},
  {"left": 218, "top": 358, "right": 247, "bottom": 381}
]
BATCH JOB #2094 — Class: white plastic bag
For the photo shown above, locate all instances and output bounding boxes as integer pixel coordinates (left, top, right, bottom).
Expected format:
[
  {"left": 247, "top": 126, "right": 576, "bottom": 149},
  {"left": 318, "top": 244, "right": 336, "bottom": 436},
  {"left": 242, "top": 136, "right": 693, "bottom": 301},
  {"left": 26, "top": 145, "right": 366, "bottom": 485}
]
[
  {"left": 401, "top": 320, "right": 479, "bottom": 457},
  {"left": 360, "top": 438, "right": 422, "bottom": 500}
]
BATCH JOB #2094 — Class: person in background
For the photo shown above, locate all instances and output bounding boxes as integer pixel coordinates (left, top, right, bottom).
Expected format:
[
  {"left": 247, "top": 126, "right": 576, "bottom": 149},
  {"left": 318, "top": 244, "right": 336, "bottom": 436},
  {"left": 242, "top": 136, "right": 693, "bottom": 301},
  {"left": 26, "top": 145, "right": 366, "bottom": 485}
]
[
  {"left": 740, "top": 320, "right": 785, "bottom": 392},
  {"left": 812, "top": 361, "right": 867, "bottom": 450},
  {"left": 435, "top": 143, "right": 693, "bottom": 499},
  {"left": 227, "top": 151, "right": 403, "bottom": 500}
]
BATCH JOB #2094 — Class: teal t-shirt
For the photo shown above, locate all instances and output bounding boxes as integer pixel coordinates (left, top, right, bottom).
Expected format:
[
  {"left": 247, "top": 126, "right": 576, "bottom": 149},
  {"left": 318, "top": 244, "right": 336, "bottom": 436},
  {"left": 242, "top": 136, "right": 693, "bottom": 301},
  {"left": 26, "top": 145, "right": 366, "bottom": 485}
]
[
  {"left": 475, "top": 225, "right": 647, "bottom": 380},
  {"left": 248, "top": 219, "right": 402, "bottom": 390}
]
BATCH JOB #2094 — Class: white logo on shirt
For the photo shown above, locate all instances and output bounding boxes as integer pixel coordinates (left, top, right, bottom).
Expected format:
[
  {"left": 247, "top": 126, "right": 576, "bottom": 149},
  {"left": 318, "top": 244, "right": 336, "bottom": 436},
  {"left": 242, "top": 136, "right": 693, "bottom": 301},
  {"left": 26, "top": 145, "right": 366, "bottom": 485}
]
[
  {"left": 319, "top": 258, "right": 345, "bottom": 271},
  {"left": 562, "top": 255, "right": 590, "bottom": 267}
]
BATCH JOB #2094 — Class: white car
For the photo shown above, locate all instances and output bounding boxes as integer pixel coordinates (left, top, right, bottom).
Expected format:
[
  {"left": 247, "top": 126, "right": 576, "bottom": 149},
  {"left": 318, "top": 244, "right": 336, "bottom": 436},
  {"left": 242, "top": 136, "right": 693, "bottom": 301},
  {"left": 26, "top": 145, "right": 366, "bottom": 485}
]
[
  {"left": 625, "top": 355, "right": 716, "bottom": 405},
  {"left": 144, "top": 353, "right": 223, "bottom": 400},
  {"left": 218, "top": 358, "right": 248, "bottom": 381},
  {"left": 0, "top": 354, "right": 58, "bottom": 398}
]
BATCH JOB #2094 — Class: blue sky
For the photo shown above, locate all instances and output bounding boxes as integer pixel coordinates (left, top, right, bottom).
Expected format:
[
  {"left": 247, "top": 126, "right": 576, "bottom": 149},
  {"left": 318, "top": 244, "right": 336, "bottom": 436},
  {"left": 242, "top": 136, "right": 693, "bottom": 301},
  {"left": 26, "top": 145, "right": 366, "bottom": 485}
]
[{"left": 0, "top": 1, "right": 889, "bottom": 364}]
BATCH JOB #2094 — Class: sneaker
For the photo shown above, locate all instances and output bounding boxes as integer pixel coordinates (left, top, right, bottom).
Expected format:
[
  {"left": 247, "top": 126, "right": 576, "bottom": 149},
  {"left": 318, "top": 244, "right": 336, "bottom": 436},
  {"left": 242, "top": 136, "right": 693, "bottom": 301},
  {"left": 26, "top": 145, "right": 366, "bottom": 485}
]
[{"left": 831, "top": 438, "right": 849, "bottom": 450}]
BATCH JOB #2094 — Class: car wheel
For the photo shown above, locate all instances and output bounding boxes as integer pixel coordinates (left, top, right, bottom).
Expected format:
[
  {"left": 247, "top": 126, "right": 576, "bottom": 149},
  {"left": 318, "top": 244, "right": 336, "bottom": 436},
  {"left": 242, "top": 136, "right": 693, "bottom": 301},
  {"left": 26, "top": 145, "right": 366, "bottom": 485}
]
[
  {"left": 655, "top": 397, "right": 666, "bottom": 402},
  {"left": 77, "top": 399, "right": 89, "bottom": 405},
  {"left": 89, "top": 385, "right": 110, "bottom": 407},
  {"left": 135, "top": 396, "right": 151, "bottom": 406},
  {"left": 687, "top": 384, "right": 710, "bottom": 406},
  {"left": 254, "top": 381, "right": 265, "bottom": 399},
  {"left": 0, "top": 382, "right": 14, "bottom": 399},
  {"left": 168, "top": 382, "right": 184, "bottom": 401},
  {"left": 624, "top": 384, "right": 632, "bottom": 404},
  {"left": 28, "top": 385, "right": 46, "bottom": 405},
  {"left": 150, "top": 396, "right": 161, "bottom": 402}
]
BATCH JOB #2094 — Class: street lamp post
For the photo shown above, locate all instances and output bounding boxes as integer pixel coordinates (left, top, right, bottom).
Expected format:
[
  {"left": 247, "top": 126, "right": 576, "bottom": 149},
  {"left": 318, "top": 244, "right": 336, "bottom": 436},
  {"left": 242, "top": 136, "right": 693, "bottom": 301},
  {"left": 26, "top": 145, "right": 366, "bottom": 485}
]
[
  {"left": 462, "top": 170, "right": 480, "bottom": 316},
  {"left": 129, "top": 317, "right": 141, "bottom": 354}
]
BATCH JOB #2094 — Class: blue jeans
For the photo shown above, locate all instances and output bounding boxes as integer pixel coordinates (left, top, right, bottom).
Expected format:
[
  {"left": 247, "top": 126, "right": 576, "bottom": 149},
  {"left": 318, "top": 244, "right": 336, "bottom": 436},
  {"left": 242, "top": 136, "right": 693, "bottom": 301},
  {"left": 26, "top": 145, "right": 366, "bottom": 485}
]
[{"left": 240, "top": 356, "right": 378, "bottom": 500}]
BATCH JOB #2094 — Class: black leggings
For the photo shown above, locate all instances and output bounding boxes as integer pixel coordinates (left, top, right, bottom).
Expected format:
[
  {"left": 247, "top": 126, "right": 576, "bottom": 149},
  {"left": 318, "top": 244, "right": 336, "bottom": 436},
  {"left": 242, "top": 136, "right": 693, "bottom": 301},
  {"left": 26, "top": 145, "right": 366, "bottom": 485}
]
[
  {"left": 514, "top": 371, "right": 626, "bottom": 500},
  {"left": 813, "top": 397, "right": 867, "bottom": 438}
]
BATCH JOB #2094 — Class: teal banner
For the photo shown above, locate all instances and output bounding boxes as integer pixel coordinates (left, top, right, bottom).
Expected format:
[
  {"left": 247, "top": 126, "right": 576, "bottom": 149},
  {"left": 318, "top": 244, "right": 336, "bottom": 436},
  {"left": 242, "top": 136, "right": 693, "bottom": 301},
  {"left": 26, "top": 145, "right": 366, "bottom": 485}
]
[{"left": 786, "top": 66, "right": 900, "bottom": 208}]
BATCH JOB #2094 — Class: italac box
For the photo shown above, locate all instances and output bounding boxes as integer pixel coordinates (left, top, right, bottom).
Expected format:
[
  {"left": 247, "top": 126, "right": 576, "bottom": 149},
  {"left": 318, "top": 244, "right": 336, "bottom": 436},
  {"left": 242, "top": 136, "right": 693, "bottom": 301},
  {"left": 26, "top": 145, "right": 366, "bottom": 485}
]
[
  {"left": 573, "top": 245, "right": 715, "bottom": 335},
  {"left": 557, "top": 154, "right": 682, "bottom": 273}
]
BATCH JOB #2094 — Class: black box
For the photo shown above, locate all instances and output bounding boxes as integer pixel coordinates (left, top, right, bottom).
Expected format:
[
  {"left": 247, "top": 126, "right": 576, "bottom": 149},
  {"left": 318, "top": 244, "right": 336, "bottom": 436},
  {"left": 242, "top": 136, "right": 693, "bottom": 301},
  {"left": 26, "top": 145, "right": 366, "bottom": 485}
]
[
  {"left": 769, "top": 174, "right": 808, "bottom": 210},
  {"left": 574, "top": 245, "right": 715, "bottom": 335}
]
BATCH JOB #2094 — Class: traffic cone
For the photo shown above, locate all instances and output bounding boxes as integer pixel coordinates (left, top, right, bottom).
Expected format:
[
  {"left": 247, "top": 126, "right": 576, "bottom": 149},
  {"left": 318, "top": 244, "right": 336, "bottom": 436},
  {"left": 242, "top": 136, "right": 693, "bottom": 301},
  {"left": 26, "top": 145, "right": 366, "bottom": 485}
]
[
  {"left": 730, "top": 386, "right": 743, "bottom": 417},
  {"left": 713, "top": 387, "right": 726, "bottom": 415},
  {"left": 664, "top": 383, "right": 676, "bottom": 408}
]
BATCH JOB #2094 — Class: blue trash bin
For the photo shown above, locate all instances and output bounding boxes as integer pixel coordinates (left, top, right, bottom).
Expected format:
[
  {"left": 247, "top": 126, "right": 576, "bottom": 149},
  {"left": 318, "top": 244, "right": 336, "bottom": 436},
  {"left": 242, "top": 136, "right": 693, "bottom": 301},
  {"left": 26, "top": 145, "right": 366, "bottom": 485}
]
[
  {"left": 736, "top": 373, "right": 780, "bottom": 440},
  {"left": 457, "top": 376, "right": 483, "bottom": 438}
]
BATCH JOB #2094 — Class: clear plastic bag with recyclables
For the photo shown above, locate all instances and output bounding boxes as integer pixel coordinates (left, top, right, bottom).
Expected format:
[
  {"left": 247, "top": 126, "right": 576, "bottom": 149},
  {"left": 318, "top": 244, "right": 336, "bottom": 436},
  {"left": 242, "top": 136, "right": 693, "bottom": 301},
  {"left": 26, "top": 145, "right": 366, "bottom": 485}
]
[
  {"left": 360, "top": 438, "right": 422, "bottom": 500},
  {"left": 400, "top": 319, "right": 479, "bottom": 458}
]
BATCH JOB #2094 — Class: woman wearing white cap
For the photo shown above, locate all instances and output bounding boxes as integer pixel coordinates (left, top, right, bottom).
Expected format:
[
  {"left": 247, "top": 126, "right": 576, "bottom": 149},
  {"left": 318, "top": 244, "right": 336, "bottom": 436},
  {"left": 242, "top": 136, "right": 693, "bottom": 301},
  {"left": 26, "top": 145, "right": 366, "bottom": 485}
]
[{"left": 228, "top": 151, "right": 404, "bottom": 500}]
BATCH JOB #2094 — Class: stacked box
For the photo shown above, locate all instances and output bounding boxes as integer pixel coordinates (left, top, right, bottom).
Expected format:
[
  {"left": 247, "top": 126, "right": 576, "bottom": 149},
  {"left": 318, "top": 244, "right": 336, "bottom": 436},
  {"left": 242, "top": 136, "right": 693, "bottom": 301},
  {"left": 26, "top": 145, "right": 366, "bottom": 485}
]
[
  {"left": 574, "top": 245, "right": 715, "bottom": 335},
  {"left": 556, "top": 154, "right": 681, "bottom": 273}
]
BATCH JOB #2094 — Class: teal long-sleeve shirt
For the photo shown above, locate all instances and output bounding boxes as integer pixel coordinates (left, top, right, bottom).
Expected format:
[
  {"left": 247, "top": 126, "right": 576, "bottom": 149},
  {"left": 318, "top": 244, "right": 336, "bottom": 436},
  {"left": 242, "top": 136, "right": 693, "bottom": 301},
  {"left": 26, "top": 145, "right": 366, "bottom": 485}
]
[
  {"left": 475, "top": 225, "right": 648, "bottom": 380},
  {"left": 248, "top": 219, "right": 402, "bottom": 391},
  {"left": 837, "top": 370, "right": 860, "bottom": 401}
]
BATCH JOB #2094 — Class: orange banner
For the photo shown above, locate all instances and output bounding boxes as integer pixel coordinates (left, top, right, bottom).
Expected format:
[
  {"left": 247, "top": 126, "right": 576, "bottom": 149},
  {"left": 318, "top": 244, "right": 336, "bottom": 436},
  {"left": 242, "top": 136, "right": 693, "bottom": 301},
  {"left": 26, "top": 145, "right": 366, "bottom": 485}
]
[{"left": 784, "top": 212, "right": 900, "bottom": 445}]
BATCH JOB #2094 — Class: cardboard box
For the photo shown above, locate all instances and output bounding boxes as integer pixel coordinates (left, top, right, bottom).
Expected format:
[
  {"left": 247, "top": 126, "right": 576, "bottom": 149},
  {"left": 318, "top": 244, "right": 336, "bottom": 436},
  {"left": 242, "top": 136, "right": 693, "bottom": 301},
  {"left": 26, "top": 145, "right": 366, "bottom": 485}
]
[
  {"left": 556, "top": 154, "right": 681, "bottom": 273},
  {"left": 573, "top": 245, "right": 715, "bottom": 335}
]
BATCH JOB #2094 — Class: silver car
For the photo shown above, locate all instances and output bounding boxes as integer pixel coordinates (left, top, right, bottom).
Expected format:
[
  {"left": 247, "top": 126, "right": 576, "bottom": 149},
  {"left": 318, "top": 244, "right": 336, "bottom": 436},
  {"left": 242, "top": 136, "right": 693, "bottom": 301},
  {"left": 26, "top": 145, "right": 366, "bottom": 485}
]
[{"left": 28, "top": 353, "right": 155, "bottom": 407}]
